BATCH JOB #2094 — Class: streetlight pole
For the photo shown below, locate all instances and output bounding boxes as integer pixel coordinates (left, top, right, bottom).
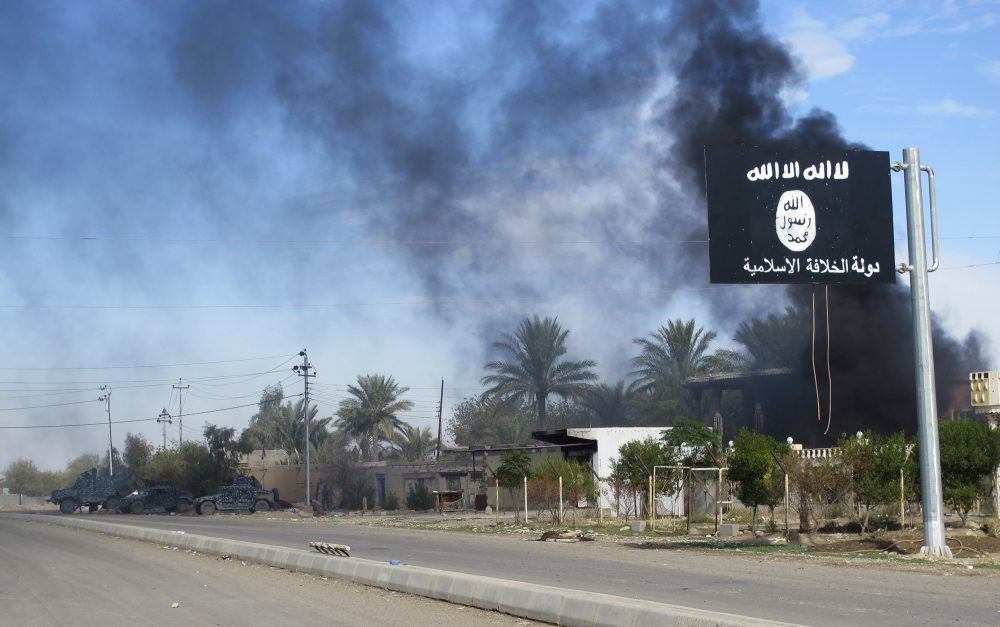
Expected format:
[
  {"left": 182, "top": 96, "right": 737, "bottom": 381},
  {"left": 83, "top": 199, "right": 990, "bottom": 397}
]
[{"left": 98, "top": 385, "right": 113, "bottom": 475}]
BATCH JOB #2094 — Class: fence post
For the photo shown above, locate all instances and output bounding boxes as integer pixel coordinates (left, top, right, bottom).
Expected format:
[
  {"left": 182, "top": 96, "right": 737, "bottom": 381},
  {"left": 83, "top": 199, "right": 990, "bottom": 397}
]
[
  {"left": 558, "top": 476, "right": 563, "bottom": 524},
  {"left": 523, "top": 476, "right": 528, "bottom": 524},
  {"left": 900, "top": 467, "right": 905, "bottom": 529},
  {"left": 784, "top": 472, "right": 789, "bottom": 537}
]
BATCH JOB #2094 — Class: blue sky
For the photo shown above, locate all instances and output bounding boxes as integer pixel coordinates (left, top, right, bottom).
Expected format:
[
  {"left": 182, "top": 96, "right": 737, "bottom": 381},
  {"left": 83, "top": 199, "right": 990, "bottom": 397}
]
[{"left": 1, "top": 0, "right": 997, "bottom": 472}]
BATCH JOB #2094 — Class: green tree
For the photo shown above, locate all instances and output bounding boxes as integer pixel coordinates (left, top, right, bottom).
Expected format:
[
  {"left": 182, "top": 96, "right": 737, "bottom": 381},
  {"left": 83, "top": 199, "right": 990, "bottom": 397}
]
[
  {"left": 776, "top": 452, "right": 850, "bottom": 534},
  {"left": 389, "top": 424, "right": 436, "bottom": 461},
  {"left": 838, "top": 430, "right": 909, "bottom": 532},
  {"left": 938, "top": 420, "right": 1000, "bottom": 525},
  {"left": 122, "top": 433, "right": 154, "bottom": 485},
  {"left": 495, "top": 451, "right": 532, "bottom": 522},
  {"left": 65, "top": 453, "right": 100, "bottom": 478},
  {"left": 240, "top": 384, "right": 288, "bottom": 450},
  {"left": 661, "top": 419, "right": 721, "bottom": 466},
  {"left": 142, "top": 441, "right": 214, "bottom": 495},
  {"left": 608, "top": 437, "right": 675, "bottom": 520},
  {"left": 482, "top": 315, "right": 597, "bottom": 430},
  {"left": 203, "top": 424, "right": 247, "bottom": 491},
  {"left": 629, "top": 319, "right": 725, "bottom": 420},
  {"left": 3, "top": 458, "right": 43, "bottom": 496},
  {"left": 728, "top": 429, "right": 790, "bottom": 533},
  {"left": 241, "top": 388, "right": 331, "bottom": 463},
  {"left": 335, "top": 374, "right": 413, "bottom": 461}
]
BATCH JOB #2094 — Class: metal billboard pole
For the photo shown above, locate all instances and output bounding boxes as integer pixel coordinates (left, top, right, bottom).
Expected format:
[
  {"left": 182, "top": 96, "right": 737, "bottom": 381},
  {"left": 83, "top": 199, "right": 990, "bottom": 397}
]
[{"left": 893, "top": 147, "right": 951, "bottom": 558}]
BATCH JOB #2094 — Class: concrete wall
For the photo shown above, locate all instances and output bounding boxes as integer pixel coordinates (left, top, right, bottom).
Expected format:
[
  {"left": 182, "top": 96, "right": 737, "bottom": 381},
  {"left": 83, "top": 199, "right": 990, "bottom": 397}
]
[{"left": 0, "top": 495, "right": 49, "bottom": 506}]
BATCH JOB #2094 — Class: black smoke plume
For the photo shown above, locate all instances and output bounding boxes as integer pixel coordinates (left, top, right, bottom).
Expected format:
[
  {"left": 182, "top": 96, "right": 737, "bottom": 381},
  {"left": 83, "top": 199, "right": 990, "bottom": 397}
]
[{"left": 658, "top": 0, "right": 984, "bottom": 443}]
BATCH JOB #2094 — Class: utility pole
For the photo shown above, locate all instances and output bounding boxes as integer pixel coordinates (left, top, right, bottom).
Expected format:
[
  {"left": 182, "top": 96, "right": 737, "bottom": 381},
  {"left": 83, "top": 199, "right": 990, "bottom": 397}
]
[
  {"left": 157, "top": 408, "right": 172, "bottom": 451},
  {"left": 292, "top": 350, "right": 314, "bottom": 508},
  {"left": 173, "top": 378, "right": 189, "bottom": 447},
  {"left": 893, "top": 148, "right": 951, "bottom": 558},
  {"left": 436, "top": 379, "right": 444, "bottom": 459},
  {"left": 98, "top": 385, "right": 113, "bottom": 475}
]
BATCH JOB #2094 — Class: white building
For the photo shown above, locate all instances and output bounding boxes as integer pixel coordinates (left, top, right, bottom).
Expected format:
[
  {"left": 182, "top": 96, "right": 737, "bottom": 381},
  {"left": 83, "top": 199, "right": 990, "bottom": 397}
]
[{"left": 532, "top": 426, "right": 676, "bottom": 515}]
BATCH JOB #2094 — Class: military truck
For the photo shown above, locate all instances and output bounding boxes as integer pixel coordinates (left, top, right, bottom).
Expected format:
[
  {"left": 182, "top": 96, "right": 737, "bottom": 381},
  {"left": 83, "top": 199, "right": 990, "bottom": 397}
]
[
  {"left": 48, "top": 468, "right": 132, "bottom": 514},
  {"left": 118, "top": 482, "right": 194, "bottom": 514},
  {"left": 194, "top": 475, "right": 277, "bottom": 515}
]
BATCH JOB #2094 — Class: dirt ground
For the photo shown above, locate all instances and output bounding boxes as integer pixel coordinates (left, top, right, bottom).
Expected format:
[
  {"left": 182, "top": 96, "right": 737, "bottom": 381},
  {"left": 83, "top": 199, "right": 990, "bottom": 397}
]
[{"left": 806, "top": 529, "right": 1000, "bottom": 556}]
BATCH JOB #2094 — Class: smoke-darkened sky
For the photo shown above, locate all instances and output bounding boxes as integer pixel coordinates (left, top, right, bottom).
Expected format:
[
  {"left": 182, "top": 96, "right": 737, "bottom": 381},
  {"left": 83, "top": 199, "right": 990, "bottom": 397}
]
[{"left": 0, "top": 0, "right": 997, "bottom": 471}]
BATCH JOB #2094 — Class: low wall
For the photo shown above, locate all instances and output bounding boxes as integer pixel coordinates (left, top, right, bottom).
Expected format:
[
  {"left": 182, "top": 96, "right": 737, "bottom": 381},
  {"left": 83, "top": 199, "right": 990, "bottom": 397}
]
[{"left": 0, "top": 495, "right": 50, "bottom": 506}]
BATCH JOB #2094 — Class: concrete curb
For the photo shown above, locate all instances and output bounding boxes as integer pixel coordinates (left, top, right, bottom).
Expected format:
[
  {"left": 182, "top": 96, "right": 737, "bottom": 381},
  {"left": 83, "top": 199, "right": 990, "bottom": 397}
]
[{"left": 7, "top": 513, "right": 796, "bottom": 627}]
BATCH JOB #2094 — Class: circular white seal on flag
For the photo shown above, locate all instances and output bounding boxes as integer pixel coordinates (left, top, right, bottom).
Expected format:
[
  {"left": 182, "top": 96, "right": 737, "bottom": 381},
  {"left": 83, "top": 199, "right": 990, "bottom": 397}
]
[{"left": 775, "top": 190, "right": 816, "bottom": 252}]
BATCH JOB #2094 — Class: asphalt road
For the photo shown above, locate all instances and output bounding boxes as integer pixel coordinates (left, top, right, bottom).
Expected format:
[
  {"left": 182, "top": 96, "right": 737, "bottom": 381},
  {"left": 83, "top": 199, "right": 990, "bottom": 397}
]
[
  {"left": 0, "top": 517, "right": 539, "bottom": 627},
  {"left": 17, "top": 511, "right": 1000, "bottom": 626}
]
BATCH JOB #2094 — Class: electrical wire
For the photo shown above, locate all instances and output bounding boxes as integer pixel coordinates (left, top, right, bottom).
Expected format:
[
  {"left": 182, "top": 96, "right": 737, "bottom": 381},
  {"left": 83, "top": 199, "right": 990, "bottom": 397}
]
[
  {"left": 0, "top": 354, "right": 296, "bottom": 371},
  {"left": 824, "top": 285, "right": 833, "bottom": 436},
  {"left": 0, "top": 398, "right": 102, "bottom": 412},
  {"left": 0, "top": 416, "right": 157, "bottom": 429}
]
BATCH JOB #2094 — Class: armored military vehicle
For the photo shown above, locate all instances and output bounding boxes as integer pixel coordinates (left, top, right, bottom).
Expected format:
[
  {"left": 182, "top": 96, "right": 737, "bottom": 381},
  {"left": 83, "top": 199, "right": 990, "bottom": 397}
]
[
  {"left": 48, "top": 468, "right": 132, "bottom": 514},
  {"left": 194, "top": 475, "right": 277, "bottom": 515},
  {"left": 118, "top": 482, "right": 194, "bottom": 514}
]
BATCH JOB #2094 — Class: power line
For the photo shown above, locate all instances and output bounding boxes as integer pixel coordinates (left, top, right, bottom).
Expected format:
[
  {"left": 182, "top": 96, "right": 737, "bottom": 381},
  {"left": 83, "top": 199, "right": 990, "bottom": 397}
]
[
  {"left": 0, "top": 366, "right": 297, "bottom": 386},
  {"left": 0, "top": 398, "right": 101, "bottom": 412},
  {"left": 0, "top": 354, "right": 297, "bottom": 371},
  {"left": 0, "top": 416, "right": 156, "bottom": 430}
]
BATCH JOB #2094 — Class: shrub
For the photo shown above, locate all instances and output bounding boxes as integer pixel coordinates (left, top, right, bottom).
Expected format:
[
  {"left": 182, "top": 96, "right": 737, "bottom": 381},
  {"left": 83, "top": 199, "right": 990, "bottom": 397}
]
[
  {"left": 383, "top": 493, "right": 400, "bottom": 511},
  {"left": 406, "top": 483, "right": 436, "bottom": 511},
  {"left": 341, "top": 479, "right": 375, "bottom": 510}
]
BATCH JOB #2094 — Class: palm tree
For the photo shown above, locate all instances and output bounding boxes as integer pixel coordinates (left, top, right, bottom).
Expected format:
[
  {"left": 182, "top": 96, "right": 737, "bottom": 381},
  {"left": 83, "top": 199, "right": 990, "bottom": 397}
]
[
  {"left": 579, "top": 380, "right": 633, "bottom": 427},
  {"left": 719, "top": 306, "right": 809, "bottom": 370},
  {"left": 481, "top": 315, "right": 598, "bottom": 430},
  {"left": 278, "top": 400, "right": 331, "bottom": 461},
  {"left": 389, "top": 424, "right": 436, "bottom": 461},
  {"left": 335, "top": 374, "right": 414, "bottom": 461},
  {"left": 629, "top": 319, "right": 724, "bottom": 419}
]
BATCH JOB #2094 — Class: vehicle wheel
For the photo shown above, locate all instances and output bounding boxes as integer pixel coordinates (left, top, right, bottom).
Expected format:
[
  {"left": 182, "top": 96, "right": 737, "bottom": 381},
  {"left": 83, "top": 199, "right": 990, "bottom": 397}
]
[
  {"left": 88, "top": 504, "right": 98, "bottom": 513},
  {"left": 254, "top": 499, "right": 270, "bottom": 513},
  {"left": 59, "top": 499, "right": 78, "bottom": 514},
  {"left": 176, "top": 499, "right": 192, "bottom": 513},
  {"left": 105, "top": 497, "right": 121, "bottom": 511},
  {"left": 199, "top": 501, "right": 217, "bottom": 516},
  {"left": 130, "top": 501, "right": 145, "bottom": 515}
]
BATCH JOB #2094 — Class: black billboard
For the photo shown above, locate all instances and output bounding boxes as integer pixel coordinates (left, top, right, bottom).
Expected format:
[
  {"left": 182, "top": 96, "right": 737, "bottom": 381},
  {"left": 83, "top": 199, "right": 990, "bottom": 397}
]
[{"left": 704, "top": 146, "right": 895, "bottom": 284}]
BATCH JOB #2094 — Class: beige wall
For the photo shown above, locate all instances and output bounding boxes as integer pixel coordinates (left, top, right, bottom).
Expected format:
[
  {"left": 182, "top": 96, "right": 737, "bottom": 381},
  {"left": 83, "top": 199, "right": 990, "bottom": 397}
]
[{"left": 242, "top": 446, "right": 565, "bottom": 510}]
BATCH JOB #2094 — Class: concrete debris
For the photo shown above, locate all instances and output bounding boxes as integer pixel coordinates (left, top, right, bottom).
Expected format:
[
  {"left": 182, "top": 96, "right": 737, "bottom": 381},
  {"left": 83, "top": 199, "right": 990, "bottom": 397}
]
[
  {"left": 309, "top": 541, "right": 351, "bottom": 557},
  {"left": 540, "top": 530, "right": 592, "bottom": 543},
  {"left": 171, "top": 603, "right": 179, "bottom": 609}
]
